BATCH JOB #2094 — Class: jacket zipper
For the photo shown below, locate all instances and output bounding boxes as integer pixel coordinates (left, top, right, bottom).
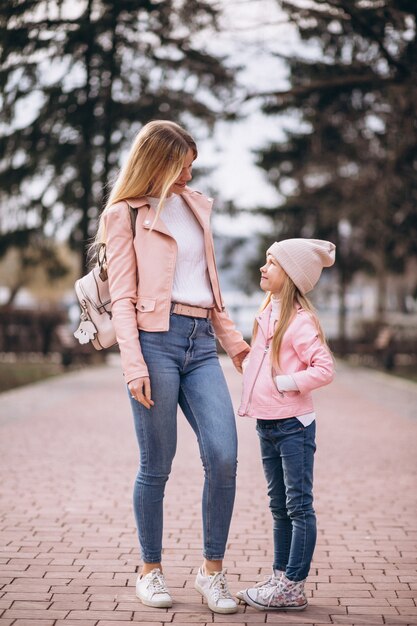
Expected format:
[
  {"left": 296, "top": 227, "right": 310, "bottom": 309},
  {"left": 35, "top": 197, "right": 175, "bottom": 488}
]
[{"left": 246, "top": 341, "right": 270, "bottom": 414}]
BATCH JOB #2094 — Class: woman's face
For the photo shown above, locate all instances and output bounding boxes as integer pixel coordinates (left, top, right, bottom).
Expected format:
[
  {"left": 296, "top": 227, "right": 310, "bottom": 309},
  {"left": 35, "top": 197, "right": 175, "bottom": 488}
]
[
  {"left": 170, "top": 148, "right": 194, "bottom": 194},
  {"left": 260, "top": 254, "right": 286, "bottom": 295}
]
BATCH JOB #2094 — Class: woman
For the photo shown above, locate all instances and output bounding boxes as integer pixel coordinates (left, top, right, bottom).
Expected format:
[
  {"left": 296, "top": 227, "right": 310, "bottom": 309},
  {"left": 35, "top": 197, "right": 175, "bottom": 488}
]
[{"left": 97, "top": 120, "right": 249, "bottom": 614}]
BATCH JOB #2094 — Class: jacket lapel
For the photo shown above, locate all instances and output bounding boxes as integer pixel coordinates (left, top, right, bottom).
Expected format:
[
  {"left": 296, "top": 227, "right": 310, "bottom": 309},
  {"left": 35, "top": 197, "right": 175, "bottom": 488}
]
[
  {"left": 180, "top": 188, "right": 212, "bottom": 228},
  {"left": 256, "top": 303, "right": 273, "bottom": 340},
  {"left": 126, "top": 196, "right": 173, "bottom": 238}
]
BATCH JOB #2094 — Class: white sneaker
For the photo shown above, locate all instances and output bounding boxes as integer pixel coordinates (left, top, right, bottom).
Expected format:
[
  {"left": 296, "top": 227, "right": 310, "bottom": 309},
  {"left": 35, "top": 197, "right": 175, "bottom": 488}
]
[
  {"left": 195, "top": 567, "right": 238, "bottom": 614},
  {"left": 243, "top": 573, "right": 307, "bottom": 611},
  {"left": 135, "top": 568, "right": 172, "bottom": 608},
  {"left": 236, "top": 569, "right": 283, "bottom": 602}
]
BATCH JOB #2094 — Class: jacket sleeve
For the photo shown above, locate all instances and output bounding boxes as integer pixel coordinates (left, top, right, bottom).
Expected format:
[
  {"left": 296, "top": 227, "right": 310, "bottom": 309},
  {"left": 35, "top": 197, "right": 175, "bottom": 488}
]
[
  {"left": 288, "top": 313, "right": 334, "bottom": 394},
  {"left": 211, "top": 306, "right": 250, "bottom": 359},
  {"left": 103, "top": 203, "right": 149, "bottom": 383}
]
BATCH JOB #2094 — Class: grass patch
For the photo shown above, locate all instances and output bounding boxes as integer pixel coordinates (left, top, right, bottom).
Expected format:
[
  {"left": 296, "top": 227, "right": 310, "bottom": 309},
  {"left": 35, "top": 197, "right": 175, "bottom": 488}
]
[
  {"left": 387, "top": 365, "right": 417, "bottom": 384},
  {"left": 341, "top": 354, "right": 417, "bottom": 384},
  {"left": 0, "top": 361, "right": 64, "bottom": 393}
]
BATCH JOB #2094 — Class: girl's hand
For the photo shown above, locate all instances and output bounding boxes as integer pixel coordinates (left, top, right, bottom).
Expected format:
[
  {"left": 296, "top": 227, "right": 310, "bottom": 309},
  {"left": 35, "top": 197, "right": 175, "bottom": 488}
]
[
  {"left": 128, "top": 376, "right": 154, "bottom": 409},
  {"left": 232, "top": 348, "right": 250, "bottom": 373}
]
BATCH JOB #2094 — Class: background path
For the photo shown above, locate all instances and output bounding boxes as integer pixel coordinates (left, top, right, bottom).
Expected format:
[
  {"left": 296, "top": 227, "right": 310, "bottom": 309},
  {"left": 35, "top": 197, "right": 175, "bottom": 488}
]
[{"left": 1, "top": 356, "right": 416, "bottom": 626}]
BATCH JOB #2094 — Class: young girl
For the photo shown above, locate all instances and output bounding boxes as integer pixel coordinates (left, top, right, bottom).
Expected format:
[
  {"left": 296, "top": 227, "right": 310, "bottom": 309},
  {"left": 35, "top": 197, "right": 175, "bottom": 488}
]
[{"left": 237, "top": 238, "right": 336, "bottom": 611}]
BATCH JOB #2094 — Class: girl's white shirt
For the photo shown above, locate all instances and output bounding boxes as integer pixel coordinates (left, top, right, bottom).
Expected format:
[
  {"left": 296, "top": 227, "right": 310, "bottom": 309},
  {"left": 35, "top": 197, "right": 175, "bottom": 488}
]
[
  {"left": 271, "top": 296, "right": 315, "bottom": 427},
  {"left": 147, "top": 195, "right": 214, "bottom": 308}
]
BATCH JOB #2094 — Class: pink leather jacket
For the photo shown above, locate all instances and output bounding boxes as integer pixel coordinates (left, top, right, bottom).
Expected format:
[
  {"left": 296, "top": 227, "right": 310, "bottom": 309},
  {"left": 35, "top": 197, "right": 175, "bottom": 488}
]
[
  {"left": 103, "top": 187, "right": 249, "bottom": 383},
  {"left": 238, "top": 303, "right": 334, "bottom": 420}
]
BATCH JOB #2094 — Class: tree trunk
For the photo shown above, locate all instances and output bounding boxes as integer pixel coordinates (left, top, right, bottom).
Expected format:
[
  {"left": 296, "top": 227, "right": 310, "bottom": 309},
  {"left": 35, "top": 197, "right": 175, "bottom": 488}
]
[
  {"left": 80, "top": 0, "right": 95, "bottom": 276},
  {"left": 5, "top": 283, "right": 23, "bottom": 307},
  {"left": 375, "top": 259, "right": 387, "bottom": 323},
  {"left": 337, "top": 267, "right": 348, "bottom": 355}
]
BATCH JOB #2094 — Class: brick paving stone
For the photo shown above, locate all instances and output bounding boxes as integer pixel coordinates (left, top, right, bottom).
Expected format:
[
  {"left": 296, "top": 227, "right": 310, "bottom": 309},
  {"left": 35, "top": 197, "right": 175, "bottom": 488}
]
[
  {"left": 211, "top": 623, "right": 249, "bottom": 626},
  {"left": 331, "top": 617, "right": 384, "bottom": 625},
  {"left": 97, "top": 623, "right": 167, "bottom": 626},
  {"left": 1, "top": 356, "right": 417, "bottom": 625},
  {"left": 11, "top": 621, "right": 56, "bottom": 626},
  {"left": 66, "top": 609, "right": 134, "bottom": 620},
  {"left": 169, "top": 615, "right": 210, "bottom": 623},
  {"left": 2, "top": 608, "right": 69, "bottom": 619},
  {"left": 51, "top": 601, "right": 90, "bottom": 611},
  {"left": 54, "top": 622, "right": 97, "bottom": 626},
  {"left": 8, "top": 600, "right": 51, "bottom": 610}
]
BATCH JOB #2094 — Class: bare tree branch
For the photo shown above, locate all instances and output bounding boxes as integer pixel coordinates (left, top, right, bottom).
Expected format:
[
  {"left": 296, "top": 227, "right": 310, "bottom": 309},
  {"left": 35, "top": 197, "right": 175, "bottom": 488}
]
[
  {"left": 329, "top": 0, "right": 408, "bottom": 74},
  {"left": 243, "top": 72, "right": 396, "bottom": 102}
]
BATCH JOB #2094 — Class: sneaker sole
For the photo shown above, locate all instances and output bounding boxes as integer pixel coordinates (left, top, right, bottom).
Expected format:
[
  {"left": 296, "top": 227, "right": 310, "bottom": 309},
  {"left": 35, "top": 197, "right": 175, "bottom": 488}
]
[
  {"left": 242, "top": 591, "right": 307, "bottom": 611},
  {"left": 194, "top": 581, "right": 238, "bottom": 614},
  {"left": 135, "top": 590, "right": 172, "bottom": 608}
]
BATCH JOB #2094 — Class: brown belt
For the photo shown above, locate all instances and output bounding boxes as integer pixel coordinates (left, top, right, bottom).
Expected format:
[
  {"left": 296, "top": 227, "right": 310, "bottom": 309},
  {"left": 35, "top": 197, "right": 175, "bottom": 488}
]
[{"left": 171, "top": 302, "right": 212, "bottom": 319}]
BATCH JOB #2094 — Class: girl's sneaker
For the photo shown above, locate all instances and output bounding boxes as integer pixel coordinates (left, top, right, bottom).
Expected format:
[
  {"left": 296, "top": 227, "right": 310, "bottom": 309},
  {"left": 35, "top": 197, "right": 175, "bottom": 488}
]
[
  {"left": 135, "top": 568, "right": 173, "bottom": 608},
  {"left": 243, "top": 573, "right": 307, "bottom": 611},
  {"left": 236, "top": 569, "right": 283, "bottom": 602},
  {"left": 195, "top": 568, "right": 238, "bottom": 614}
]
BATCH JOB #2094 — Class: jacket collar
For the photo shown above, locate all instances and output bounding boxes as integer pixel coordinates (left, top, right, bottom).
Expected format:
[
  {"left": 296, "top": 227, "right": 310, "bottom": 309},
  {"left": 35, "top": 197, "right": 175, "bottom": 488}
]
[
  {"left": 255, "top": 302, "right": 273, "bottom": 340},
  {"left": 180, "top": 187, "right": 213, "bottom": 228},
  {"left": 256, "top": 301, "right": 302, "bottom": 341},
  {"left": 125, "top": 187, "right": 213, "bottom": 236}
]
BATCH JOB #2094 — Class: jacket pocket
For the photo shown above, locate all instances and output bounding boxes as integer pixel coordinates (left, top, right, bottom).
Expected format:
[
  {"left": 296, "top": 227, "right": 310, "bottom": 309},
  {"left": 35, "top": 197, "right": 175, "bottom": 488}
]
[
  {"left": 136, "top": 297, "right": 156, "bottom": 313},
  {"left": 272, "top": 387, "right": 299, "bottom": 400}
]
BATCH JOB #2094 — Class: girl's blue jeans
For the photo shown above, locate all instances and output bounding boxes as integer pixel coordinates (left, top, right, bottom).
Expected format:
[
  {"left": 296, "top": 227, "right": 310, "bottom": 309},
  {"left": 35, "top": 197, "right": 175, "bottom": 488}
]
[
  {"left": 129, "top": 313, "right": 237, "bottom": 564},
  {"left": 256, "top": 417, "right": 317, "bottom": 582}
]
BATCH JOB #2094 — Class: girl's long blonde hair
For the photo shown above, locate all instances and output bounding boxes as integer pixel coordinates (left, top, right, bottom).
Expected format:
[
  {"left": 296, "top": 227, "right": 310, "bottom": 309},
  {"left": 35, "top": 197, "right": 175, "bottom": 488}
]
[
  {"left": 253, "top": 273, "right": 328, "bottom": 373},
  {"left": 95, "top": 120, "right": 197, "bottom": 245}
]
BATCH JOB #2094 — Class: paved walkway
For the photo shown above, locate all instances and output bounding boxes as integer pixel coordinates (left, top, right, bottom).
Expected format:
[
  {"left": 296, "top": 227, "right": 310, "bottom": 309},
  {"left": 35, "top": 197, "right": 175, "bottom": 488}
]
[{"left": 0, "top": 356, "right": 416, "bottom": 626}]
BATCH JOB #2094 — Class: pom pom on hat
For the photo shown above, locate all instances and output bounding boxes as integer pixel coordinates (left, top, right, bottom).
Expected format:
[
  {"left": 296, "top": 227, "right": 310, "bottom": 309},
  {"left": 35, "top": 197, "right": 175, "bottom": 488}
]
[{"left": 267, "top": 238, "right": 336, "bottom": 294}]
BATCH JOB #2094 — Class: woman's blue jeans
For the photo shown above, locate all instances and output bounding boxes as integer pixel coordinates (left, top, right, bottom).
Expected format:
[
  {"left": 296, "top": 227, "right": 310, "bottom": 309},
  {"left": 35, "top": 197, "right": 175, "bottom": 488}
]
[
  {"left": 129, "top": 313, "right": 237, "bottom": 563},
  {"left": 257, "top": 417, "right": 317, "bottom": 582}
]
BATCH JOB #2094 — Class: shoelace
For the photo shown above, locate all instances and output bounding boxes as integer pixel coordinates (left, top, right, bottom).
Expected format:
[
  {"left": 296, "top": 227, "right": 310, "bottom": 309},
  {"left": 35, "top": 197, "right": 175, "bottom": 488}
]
[
  {"left": 209, "top": 572, "right": 232, "bottom": 601},
  {"left": 257, "top": 577, "right": 286, "bottom": 607},
  {"left": 147, "top": 569, "right": 169, "bottom": 594},
  {"left": 254, "top": 573, "right": 280, "bottom": 589}
]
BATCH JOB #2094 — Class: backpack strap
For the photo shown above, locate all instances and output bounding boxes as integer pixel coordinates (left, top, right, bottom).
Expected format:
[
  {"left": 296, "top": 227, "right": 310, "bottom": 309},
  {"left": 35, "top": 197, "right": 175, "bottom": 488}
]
[
  {"left": 126, "top": 202, "right": 137, "bottom": 237},
  {"left": 96, "top": 202, "right": 137, "bottom": 275}
]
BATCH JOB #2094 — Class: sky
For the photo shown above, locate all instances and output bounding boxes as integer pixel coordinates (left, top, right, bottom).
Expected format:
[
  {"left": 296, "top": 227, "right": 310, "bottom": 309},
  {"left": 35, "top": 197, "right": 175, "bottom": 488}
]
[{"left": 196, "top": 0, "right": 300, "bottom": 235}]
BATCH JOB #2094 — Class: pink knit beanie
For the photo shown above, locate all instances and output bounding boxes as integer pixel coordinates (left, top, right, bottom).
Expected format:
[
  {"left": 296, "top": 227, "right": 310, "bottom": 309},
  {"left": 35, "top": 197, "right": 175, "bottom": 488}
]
[{"left": 267, "top": 238, "right": 336, "bottom": 294}]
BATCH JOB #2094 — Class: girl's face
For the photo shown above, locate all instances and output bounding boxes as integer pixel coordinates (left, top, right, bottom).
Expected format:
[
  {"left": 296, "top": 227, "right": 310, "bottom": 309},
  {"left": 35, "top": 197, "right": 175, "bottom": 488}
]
[
  {"left": 170, "top": 148, "right": 194, "bottom": 194},
  {"left": 260, "top": 254, "right": 286, "bottom": 295}
]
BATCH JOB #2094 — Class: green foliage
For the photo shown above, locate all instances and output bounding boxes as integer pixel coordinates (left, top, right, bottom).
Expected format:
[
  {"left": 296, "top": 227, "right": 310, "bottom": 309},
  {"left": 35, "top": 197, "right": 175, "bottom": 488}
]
[
  {"left": 0, "top": 361, "right": 63, "bottom": 392},
  {"left": 0, "top": 0, "right": 235, "bottom": 282},
  {"left": 249, "top": 0, "right": 417, "bottom": 324}
]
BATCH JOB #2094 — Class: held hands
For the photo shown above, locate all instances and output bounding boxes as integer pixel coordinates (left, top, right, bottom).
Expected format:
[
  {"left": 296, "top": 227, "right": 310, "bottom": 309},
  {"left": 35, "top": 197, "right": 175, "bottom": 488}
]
[
  {"left": 128, "top": 376, "right": 154, "bottom": 409},
  {"left": 232, "top": 348, "right": 250, "bottom": 374}
]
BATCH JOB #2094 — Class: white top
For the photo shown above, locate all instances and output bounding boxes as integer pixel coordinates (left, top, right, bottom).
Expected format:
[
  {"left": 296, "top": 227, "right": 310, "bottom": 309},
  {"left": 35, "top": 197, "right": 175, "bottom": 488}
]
[
  {"left": 147, "top": 195, "right": 214, "bottom": 308},
  {"left": 270, "top": 296, "right": 315, "bottom": 427}
]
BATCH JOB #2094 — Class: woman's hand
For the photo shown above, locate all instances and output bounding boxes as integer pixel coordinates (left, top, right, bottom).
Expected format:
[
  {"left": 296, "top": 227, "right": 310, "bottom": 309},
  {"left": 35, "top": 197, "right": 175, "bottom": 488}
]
[
  {"left": 128, "top": 376, "right": 154, "bottom": 409},
  {"left": 232, "top": 348, "right": 250, "bottom": 373}
]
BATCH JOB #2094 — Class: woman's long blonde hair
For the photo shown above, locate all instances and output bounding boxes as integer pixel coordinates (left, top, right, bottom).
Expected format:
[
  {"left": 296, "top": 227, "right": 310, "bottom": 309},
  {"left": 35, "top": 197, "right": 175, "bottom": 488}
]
[
  {"left": 95, "top": 120, "right": 197, "bottom": 244},
  {"left": 253, "top": 273, "right": 328, "bottom": 373}
]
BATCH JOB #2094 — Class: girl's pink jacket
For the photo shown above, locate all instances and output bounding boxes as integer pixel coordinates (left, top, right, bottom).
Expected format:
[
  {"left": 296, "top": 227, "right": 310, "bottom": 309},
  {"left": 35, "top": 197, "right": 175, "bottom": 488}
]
[
  {"left": 238, "top": 302, "right": 334, "bottom": 420},
  {"left": 103, "top": 187, "right": 249, "bottom": 384}
]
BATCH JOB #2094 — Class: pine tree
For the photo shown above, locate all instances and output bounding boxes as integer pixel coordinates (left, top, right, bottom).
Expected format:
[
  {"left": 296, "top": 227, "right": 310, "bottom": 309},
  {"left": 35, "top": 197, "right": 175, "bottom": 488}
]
[
  {"left": 0, "top": 0, "right": 235, "bottom": 286},
  {"left": 248, "top": 0, "right": 417, "bottom": 339}
]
